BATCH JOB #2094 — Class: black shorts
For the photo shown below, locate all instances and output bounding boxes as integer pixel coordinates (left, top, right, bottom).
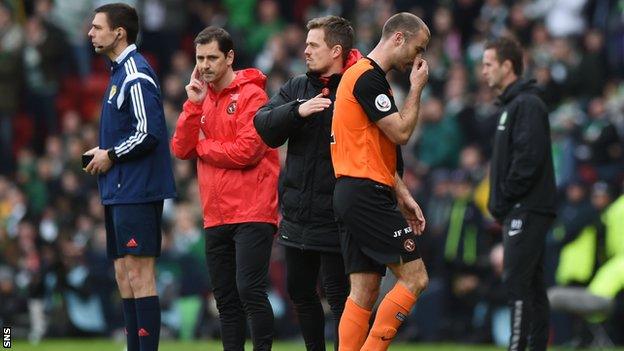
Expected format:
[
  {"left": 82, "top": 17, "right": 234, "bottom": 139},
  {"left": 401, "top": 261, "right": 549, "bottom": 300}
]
[
  {"left": 333, "top": 177, "right": 420, "bottom": 275},
  {"left": 104, "top": 200, "right": 163, "bottom": 259}
]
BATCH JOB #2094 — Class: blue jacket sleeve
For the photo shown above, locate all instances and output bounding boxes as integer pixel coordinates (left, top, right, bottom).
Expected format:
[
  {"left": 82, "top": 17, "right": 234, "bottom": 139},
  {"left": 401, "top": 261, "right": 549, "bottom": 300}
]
[{"left": 109, "top": 78, "right": 161, "bottom": 163}]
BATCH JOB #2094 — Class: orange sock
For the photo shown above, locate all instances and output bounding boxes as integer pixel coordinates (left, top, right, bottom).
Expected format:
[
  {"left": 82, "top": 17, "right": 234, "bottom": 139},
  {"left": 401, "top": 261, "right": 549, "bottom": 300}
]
[
  {"left": 361, "top": 283, "right": 417, "bottom": 351},
  {"left": 338, "top": 297, "right": 372, "bottom": 351}
]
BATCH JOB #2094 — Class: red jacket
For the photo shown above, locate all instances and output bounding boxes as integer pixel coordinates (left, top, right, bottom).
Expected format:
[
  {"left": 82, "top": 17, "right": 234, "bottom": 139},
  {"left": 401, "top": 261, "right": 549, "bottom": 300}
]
[{"left": 171, "top": 69, "right": 279, "bottom": 228}]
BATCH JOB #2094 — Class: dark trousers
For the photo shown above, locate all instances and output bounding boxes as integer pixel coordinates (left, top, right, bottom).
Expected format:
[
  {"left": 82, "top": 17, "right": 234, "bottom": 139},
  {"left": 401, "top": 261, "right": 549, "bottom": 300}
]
[
  {"left": 502, "top": 210, "right": 554, "bottom": 351},
  {"left": 205, "top": 222, "right": 275, "bottom": 351},
  {"left": 284, "top": 246, "right": 349, "bottom": 351}
]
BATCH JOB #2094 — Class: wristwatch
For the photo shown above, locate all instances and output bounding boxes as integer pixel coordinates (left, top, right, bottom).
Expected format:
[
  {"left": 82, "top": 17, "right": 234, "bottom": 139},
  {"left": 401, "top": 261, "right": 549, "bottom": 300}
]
[{"left": 107, "top": 148, "right": 118, "bottom": 163}]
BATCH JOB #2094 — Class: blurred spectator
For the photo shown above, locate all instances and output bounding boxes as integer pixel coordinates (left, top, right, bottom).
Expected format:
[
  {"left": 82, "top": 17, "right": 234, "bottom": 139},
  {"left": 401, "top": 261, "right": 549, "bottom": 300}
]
[
  {"left": 549, "top": 181, "right": 616, "bottom": 344},
  {"left": 458, "top": 145, "right": 486, "bottom": 184},
  {"left": 58, "top": 236, "right": 108, "bottom": 336},
  {"left": 575, "top": 29, "right": 609, "bottom": 99},
  {"left": 304, "top": 0, "right": 343, "bottom": 21},
  {"left": 602, "top": 182, "right": 624, "bottom": 259},
  {"left": 14, "top": 219, "right": 47, "bottom": 343},
  {"left": 424, "top": 169, "right": 452, "bottom": 242},
  {"left": 550, "top": 254, "right": 624, "bottom": 346},
  {"left": 0, "top": 1, "right": 24, "bottom": 174},
  {"left": 221, "top": 0, "right": 257, "bottom": 33},
  {"left": 507, "top": 3, "right": 533, "bottom": 46},
  {"left": 441, "top": 170, "right": 489, "bottom": 341},
  {"left": 432, "top": 6, "right": 461, "bottom": 62},
  {"left": 22, "top": 10, "right": 67, "bottom": 153},
  {"left": 140, "top": 0, "right": 188, "bottom": 76},
  {"left": 525, "top": 0, "right": 587, "bottom": 38},
  {"left": 444, "top": 65, "right": 479, "bottom": 147},
  {"left": 0, "top": 265, "right": 26, "bottom": 326},
  {"left": 575, "top": 97, "right": 622, "bottom": 183},
  {"left": 548, "top": 37, "right": 579, "bottom": 98},
  {"left": 555, "top": 181, "right": 613, "bottom": 287},
  {"left": 246, "top": 0, "right": 285, "bottom": 55},
  {"left": 413, "top": 96, "right": 463, "bottom": 172},
  {"left": 549, "top": 102, "right": 583, "bottom": 187},
  {"left": 451, "top": 0, "right": 481, "bottom": 48},
  {"left": 478, "top": 0, "right": 508, "bottom": 37},
  {"left": 49, "top": 0, "right": 94, "bottom": 78},
  {"left": 478, "top": 244, "right": 510, "bottom": 347}
]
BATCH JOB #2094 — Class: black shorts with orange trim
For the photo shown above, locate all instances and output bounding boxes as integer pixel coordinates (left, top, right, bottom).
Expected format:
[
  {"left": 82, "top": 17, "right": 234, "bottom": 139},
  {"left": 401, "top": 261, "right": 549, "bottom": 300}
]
[
  {"left": 333, "top": 177, "right": 420, "bottom": 275},
  {"left": 105, "top": 201, "right": 163, "bottom": 259}
]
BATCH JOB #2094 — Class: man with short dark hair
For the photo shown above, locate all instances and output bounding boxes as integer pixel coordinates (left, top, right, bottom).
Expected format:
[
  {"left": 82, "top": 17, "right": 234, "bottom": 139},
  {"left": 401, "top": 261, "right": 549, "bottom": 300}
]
[
  {"left": 331, "top": 12, "right": 430, "bottom": 351},
  {"left": 254, "top": 15, "right": 360, "bottom": 351},
  {"left": 86, "top": 3, "right": 176, "bottom": 351},
  {"left": 171, "top": 26, "right": 279, "bottom": 351},
  {"left": 482, "top": 37, "right": 556, "bottom": 351}
]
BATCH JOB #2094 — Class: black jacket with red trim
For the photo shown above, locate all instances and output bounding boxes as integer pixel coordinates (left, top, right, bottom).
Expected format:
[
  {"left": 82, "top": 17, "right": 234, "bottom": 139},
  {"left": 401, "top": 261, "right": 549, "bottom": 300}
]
[{"left": 254, "top": 50, "right": 362, "bottom": 252}]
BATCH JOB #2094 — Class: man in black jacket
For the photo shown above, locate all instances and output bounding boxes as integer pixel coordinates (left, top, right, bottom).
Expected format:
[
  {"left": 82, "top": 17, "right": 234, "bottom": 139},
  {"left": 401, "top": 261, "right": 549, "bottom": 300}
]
[
  {"left": 482, "top": 37, "right": 556, "bottom": 351},
  {"left": 254, "top": 16, "right": 361, "bottom": 351}
]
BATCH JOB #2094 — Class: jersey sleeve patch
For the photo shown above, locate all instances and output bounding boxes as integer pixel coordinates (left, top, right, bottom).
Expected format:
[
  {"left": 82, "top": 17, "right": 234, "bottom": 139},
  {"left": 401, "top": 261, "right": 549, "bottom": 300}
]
[{"left": 353, "top": 69, "right": 398, "bottom": 122}]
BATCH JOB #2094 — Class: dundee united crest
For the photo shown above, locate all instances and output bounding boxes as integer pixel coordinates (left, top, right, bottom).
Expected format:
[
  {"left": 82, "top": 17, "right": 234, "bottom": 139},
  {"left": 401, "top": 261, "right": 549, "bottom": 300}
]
[
  {"left": 226, "top": 101, "right": 237, "bottom": 114},
  {"left": 403, "top": 238, "right": 416, "bottom": 252}
]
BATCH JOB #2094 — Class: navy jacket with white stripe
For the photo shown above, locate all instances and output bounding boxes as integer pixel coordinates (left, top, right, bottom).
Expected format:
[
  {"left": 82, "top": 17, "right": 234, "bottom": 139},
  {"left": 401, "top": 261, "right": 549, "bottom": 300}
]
[{"left": 98, "top": 44, "right": 176, "bottom": 205}]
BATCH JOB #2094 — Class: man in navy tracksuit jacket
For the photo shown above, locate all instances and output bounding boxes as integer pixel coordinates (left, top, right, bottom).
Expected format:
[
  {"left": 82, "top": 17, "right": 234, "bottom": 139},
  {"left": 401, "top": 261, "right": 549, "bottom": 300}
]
[{"left": 85, "top": 4, "right": 175, "bottom": 351}]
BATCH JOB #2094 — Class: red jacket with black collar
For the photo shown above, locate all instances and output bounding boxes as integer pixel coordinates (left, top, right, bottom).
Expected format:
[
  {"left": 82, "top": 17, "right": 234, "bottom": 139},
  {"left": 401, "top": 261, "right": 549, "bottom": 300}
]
[{"left": 172, "top": 68, "right": 279, "bottom": 229}]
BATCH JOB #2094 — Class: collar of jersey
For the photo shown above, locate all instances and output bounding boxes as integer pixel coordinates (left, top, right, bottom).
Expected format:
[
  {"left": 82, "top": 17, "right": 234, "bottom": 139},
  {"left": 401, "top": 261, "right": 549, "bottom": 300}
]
[
  {"left": 111, "top": 44, "right": 137, "bottom": 69},
  {"left": 365, "top": 57, "right": 385, "bottom": 75}
]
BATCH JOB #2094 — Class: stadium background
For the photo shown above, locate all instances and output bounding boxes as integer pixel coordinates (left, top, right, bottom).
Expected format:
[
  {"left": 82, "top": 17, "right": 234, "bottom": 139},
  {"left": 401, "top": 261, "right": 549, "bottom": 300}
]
[{"left": 0, "top": 0, "right": 623, "bottom": 349}]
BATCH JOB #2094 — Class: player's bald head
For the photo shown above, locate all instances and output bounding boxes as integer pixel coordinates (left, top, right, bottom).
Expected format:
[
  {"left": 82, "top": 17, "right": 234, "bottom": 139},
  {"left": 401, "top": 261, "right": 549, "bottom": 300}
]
[{"left": 381, "top": 12, "right": 430, "bottom": 41}]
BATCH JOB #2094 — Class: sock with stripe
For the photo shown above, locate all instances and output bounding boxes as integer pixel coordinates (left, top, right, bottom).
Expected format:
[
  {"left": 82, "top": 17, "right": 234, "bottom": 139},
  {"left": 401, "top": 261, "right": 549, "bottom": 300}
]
[
  {"left": 361, "top": 283, "right": 417, "bottom": 351},
  {"left": 135, "top": 296, "right": 160, "bottom": 351},
  {"left": 122, "top": 298, "right": 139, "bottom": 351},
  {"left": 338, "top": 297, "right": 372, "bottom": 351}
]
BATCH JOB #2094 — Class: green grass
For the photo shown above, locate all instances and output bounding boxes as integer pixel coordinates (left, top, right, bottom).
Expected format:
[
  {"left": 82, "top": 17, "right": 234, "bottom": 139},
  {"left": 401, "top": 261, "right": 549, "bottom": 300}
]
[{"left": 8, "top": 339, "right": 624, "bottom": 351}]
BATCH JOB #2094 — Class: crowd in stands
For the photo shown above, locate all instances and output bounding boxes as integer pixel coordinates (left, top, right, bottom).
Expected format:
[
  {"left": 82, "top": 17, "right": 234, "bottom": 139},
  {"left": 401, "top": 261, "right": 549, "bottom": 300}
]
[{"left": 0, "top": 0, "right": 623, "bottom": 346}]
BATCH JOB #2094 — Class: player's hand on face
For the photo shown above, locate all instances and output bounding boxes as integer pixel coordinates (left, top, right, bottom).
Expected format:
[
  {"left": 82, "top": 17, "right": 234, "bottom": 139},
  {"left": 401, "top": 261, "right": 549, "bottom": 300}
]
[
  {"left": 398, "top": 196, "right": 426, "bottom": 235},
  {"left": 297, "top": 93, "right": 332, "bottom": 118},
  {"left": 185, "top": 66, "right": 208, "bottom": 104},
  {"left": 409, "top": 58, "right": 428, "bottom": 91},
  {"left": 85, "top": 148, "right": 113, "bottom": 176}
]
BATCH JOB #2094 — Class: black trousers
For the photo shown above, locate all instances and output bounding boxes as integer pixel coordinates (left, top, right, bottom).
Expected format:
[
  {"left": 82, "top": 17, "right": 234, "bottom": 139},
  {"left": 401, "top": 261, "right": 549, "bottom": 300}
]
[
  {"left": 284, "top": 246, "right": 349, "bottom": 351},
  {"left": 502, "top": 210, "right": 554, "bottom": 351},
  {"left": 205, "top": 223, "right": 275, "bottom": 351}
]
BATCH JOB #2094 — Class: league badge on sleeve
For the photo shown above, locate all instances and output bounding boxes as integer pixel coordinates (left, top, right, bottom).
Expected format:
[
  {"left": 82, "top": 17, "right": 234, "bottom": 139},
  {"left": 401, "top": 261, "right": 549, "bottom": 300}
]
[{"left": 375, "top": 94, "right": 391, "bottom": 112}]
